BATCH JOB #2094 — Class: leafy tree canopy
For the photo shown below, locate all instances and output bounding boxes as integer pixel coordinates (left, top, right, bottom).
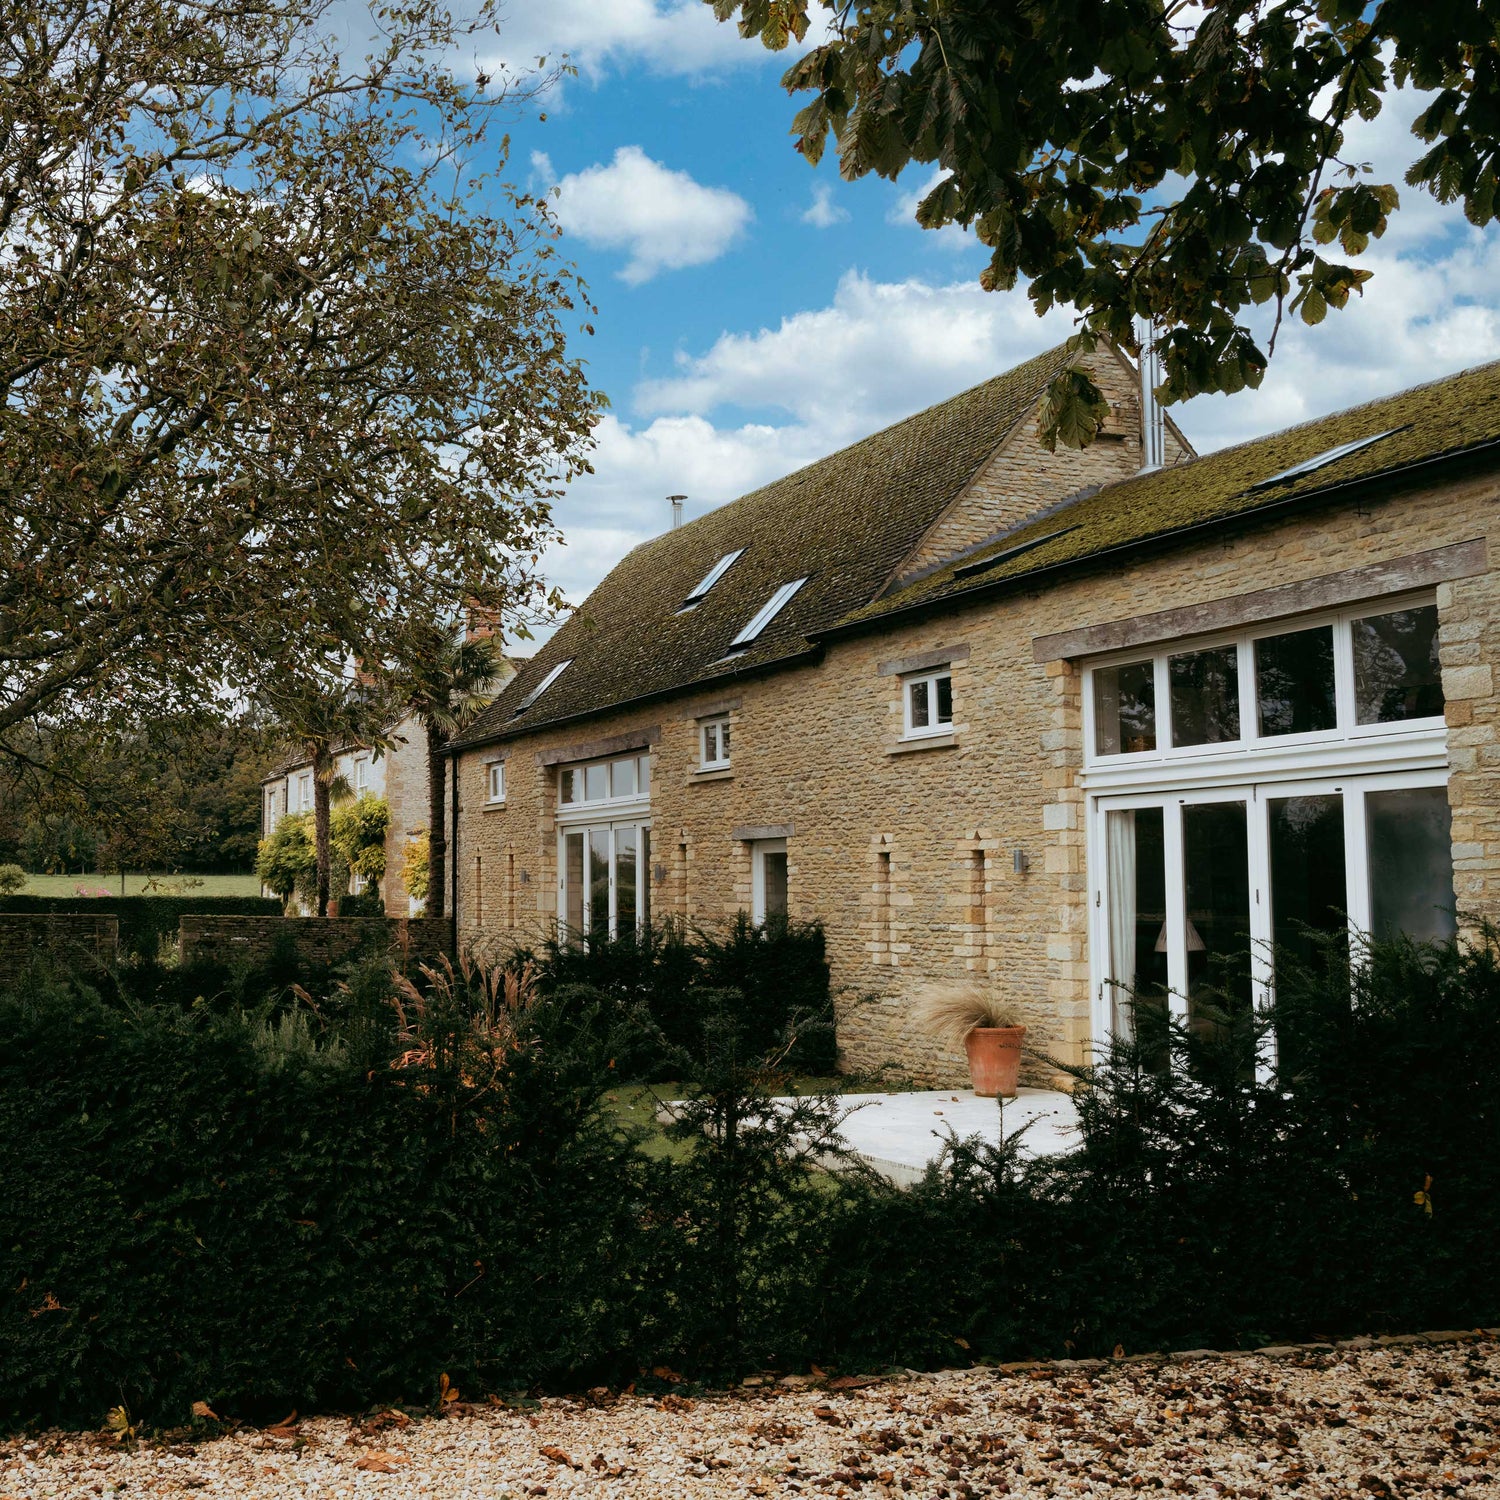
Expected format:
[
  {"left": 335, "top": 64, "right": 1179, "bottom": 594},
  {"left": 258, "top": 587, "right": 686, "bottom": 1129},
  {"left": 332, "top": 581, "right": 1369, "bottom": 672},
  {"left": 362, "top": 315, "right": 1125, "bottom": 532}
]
[
  {"left": 330, "top": 795, "right": 390, "bottom": 885},
  {"left": 711, "top": 0, "right": 1497, "bottom": 443},
  {"left": 2, "top": 0, "right": 603, "bottom": 755},
  {"left": 255, "top": 811, "right": 315, "bottom": 903}
]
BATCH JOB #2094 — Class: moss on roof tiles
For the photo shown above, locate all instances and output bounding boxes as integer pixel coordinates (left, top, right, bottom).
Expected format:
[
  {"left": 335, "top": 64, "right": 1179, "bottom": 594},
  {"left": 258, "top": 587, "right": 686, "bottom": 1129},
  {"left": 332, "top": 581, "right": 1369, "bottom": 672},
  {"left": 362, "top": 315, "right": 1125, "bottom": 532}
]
[
  {"left": 456, "top": 344, "right": 1077, "bottom": 746},
  {"left": 835, "top": 357, "right": 1500, "bottom": 631}
]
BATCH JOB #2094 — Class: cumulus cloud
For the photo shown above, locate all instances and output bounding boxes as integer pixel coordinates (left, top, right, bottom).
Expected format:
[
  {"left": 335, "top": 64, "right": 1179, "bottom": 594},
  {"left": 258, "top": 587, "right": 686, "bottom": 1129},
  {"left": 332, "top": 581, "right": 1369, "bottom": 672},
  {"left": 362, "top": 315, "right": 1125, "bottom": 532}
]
[
  {"left": 886, "top": 166, "right": 975, "bottom": 251},
  {"left": 535, "top": 146, "right": 753, "bottom": 284},
  {"left": 801, "top": 181, "right": 850, "bottom": 229}
]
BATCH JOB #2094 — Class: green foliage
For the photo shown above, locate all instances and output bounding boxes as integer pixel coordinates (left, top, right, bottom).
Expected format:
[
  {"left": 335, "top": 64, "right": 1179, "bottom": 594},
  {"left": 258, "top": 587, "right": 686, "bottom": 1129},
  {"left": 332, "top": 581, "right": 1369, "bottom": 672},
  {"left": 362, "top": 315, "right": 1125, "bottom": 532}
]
[
  {"left": 0, "top": 0, "right": 601, "bottom": 748},
  {"left": 402, "top": 830, "right": 431, "bottom": 906},
  {"left": 0, "top": 865, "right": 24, "bottom": 895},
  {"left": 255, "top": 813, "right": 315, "bottom": 906},
  {"left": 517, "top": 915, "right": 837, "bottom": 1077},
  {"left": 4, "top": 932, "right": 1498, "bottom": 1431},
  {"left": 709, "top": 0, "right": 1500, "bottom": 428},
  {"left": 330, "top": 796, "right": 390, "bottom": 885},
  {"left": 0, "top": 895, "right": 281, "bottom": 964}
]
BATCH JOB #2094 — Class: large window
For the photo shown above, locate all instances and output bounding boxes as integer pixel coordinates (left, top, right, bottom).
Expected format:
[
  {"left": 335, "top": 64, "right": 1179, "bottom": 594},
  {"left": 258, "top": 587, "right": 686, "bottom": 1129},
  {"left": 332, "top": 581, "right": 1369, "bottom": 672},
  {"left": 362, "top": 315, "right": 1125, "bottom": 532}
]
[
  {"left": 1087, "top": 593, "right": 1454, "bottom": 1066},
  {"left": 1090, "top": 597, "right": 1444, "bottom": 762},
  {"left": 556, "top": 752, "right": 651, "bottom": 944}
]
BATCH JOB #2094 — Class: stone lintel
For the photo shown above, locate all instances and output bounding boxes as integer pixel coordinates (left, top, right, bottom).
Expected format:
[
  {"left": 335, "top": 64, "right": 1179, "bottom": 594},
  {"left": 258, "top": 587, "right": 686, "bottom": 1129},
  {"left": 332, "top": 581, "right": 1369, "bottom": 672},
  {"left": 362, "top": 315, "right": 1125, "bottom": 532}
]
[
  {"left": 1032, "top": 538, "right": 1489, "bottom": 663},
  {"left": 534, "top": 725, "right": 660, "bottom": 767},
  {"left": 878, "top": 643, "right": 972, "bottom": 677}
]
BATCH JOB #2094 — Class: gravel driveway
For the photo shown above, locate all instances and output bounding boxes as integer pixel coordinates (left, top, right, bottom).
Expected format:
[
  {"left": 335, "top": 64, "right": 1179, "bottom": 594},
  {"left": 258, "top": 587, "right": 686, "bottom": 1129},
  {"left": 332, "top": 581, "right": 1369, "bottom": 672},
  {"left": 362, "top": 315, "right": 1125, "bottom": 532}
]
[{"left": 6, "top": 1335, "right": 1498, "bottom": 1499}]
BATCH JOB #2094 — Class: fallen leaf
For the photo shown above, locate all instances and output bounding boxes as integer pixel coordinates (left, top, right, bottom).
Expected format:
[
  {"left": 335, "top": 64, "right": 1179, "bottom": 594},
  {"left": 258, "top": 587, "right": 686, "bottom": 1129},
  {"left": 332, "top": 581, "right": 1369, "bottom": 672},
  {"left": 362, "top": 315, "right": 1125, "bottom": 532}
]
[
  {"left": 828, "top": 1375, "right": 882, "bottom": 1390},
  {"left": 652, "top": 1365, "right": 684, "bottom": 1383},
  {"left": 540, "top": 1445, "right": 579, "bottom": 1468},
  {"left": 354, "top": 1451, "right": 409, "bottom": 1474},
  {"left": 439, "top": 1372, "right": 460, "bottom": 1404},
  {"left": 191, "top": 1401, "right": 220, "bottom": 1422}
]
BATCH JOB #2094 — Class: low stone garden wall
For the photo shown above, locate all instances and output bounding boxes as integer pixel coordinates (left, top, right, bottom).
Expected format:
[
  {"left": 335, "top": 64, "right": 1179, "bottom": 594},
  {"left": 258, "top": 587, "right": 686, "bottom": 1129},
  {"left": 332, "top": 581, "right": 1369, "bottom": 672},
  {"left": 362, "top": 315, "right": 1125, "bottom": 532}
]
[
  {"left": 177, "top": 915, "right": 455, "bottom": 970},
  {"left": 0, "top": 913, "right": 119, "bottom": 987}
]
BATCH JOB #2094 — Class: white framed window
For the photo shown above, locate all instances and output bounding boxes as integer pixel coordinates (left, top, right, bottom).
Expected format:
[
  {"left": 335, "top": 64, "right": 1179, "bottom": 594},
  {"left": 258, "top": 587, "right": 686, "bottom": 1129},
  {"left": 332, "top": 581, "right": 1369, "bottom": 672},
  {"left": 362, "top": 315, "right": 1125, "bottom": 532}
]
[
  {"left": 751, "top": 838, "right": 788, "bottom": 925},
  {"left": 1084, "top": 593, "right": 1444, "bottom": 774},
  {"left": 557, "top": 751, "right": 652, "bottom": 810},
  {"left": 487, "top": 761, "right": 506, "bottom": 804},
  {"left": 296, "top": 772, "right": 313, "bottom": 812},
  {"left": 559, "top": 822, "right": 652, "bottom": 945},
  {"left": 700, "top": 717, "right": 731, "bottom": 769},
  {"left": 903, "top": 669, "right": 954, "bottom": 738},
  {"left": 730, "top": 577, "right": 807, "bottom": 649},
  {"left": 354, "top": 754, "right": 370, "bottom": 792}
]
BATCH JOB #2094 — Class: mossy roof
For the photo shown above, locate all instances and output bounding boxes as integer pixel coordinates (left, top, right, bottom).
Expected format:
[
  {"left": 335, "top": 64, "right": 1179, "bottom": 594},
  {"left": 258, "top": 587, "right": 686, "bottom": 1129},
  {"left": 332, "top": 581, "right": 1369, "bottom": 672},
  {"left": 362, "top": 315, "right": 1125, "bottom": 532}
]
[
  {"left": 835, "top": 356, "right": 1500, "bottom": 633},
  {"left": 456, "top": 344, "right": 1077, "bottom": 747}
]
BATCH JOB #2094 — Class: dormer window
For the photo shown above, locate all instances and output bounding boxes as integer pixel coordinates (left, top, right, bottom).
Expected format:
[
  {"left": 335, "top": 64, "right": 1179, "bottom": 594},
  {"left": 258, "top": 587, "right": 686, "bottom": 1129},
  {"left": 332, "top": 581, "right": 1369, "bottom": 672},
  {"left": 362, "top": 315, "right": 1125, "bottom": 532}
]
[
  {"left": 679, "top": 548, "right": 744, "bottom": 610},
  {"left": 730, "top": 578, "right": 807, "bottom": 650},
  {"left": 513, "top": 658, "right": 572, "bottom": 716}
]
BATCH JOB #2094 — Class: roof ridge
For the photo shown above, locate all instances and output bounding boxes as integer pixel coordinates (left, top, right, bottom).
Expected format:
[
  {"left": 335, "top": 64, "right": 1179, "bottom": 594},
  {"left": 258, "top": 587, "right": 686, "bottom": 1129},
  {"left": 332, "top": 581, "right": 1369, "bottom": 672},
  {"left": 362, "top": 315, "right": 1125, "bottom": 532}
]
[{"left": 640, "top": 341, "right": 1078, "bottom": 545}]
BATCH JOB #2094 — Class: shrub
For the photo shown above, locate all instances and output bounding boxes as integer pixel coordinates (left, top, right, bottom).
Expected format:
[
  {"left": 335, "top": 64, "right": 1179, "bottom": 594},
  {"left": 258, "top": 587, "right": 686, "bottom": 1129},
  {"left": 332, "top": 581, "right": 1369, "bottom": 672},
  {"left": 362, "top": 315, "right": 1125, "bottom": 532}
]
[
  {"left": 401, "top": 829, "right": 430, "bottom": 908},
  {"left": 0, "top": 866, "right": 25, "bottom": 896},
  {"left": 255, "top": 813, "right": 315, "bottom": 907},
  {"left": 330, "top": 796, "right": 389, "bottom": 886}
]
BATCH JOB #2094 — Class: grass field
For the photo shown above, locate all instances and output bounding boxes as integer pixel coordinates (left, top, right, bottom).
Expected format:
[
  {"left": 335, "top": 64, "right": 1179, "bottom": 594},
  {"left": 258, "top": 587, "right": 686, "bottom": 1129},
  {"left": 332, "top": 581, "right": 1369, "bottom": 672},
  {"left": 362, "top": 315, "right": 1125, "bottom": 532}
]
[{"left": 11, "top": 872, "right": 262, "bottom": 898}]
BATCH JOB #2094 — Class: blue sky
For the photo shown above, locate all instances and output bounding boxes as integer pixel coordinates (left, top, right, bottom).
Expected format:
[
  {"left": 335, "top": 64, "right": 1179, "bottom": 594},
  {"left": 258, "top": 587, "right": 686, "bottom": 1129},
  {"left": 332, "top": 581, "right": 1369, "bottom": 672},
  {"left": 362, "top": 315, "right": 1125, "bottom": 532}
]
[{"left": 467, "top": 3, "right": 1500, "bottom": 644}]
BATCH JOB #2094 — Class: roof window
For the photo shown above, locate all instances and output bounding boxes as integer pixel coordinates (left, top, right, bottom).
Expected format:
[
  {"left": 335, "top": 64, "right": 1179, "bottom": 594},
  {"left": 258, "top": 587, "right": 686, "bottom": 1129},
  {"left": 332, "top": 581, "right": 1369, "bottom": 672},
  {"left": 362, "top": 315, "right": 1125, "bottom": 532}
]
[
  {"left": 729, "top": 578, "right": 807, "bottom": 649},
  {"left": 1250, "top": 429, "right": 1401, "bottom": 491},
  {"left": 513, "top": 658, "right": 572, "bottom": 716},
  {"left": 679, "top": 548, "right": 745, "bottom": 610}
]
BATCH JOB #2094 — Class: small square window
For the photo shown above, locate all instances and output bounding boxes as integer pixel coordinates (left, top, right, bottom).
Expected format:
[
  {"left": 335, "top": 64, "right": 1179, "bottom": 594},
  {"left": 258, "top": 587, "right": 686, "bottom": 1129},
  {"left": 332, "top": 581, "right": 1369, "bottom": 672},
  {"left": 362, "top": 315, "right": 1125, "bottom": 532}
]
[
  {"left": 1353, "top": 604, "right": 1444, "bottom": 724},
  {"left": 611, "top": 756, "right": 637, "bottom": 798},
  {"left": 487, "top": 761, "right": 506, "bottom": 803},
  {"left": 1169, "top": 645, "right": 1241, "bottom": 747},
  {"left": 701, "top": 717, "right": 731, "bottom": 768},
  {"left": 904, "top": 670, "right": 953, "bottom": 738},
  {"left": 1094, "top": 659, "right": 1157, "bottom": 754}
]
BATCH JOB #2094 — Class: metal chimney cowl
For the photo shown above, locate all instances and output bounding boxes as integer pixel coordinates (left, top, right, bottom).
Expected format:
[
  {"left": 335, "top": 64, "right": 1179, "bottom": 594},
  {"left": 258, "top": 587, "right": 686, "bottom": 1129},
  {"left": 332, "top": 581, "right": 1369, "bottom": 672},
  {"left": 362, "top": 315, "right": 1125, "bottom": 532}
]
[{"left": 668, "top": 494, "right": 686, "bottom": 529}]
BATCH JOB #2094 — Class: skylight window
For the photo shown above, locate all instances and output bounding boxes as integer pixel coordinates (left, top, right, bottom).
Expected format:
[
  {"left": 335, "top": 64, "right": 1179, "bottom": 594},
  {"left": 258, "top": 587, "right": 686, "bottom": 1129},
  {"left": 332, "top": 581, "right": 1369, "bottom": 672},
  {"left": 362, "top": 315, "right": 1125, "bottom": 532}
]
[
  {"left": 513, "top": 658, "right": 572, "bottom": 716},
  {"left": 1251, "top": 429, "right": 1401, "bottom": 490},
  {"left": 729, "top": 578, "right": 807, "bottom": 649},
  {"left": 680, "top": 548, "right": 745, "bottom": 609}
]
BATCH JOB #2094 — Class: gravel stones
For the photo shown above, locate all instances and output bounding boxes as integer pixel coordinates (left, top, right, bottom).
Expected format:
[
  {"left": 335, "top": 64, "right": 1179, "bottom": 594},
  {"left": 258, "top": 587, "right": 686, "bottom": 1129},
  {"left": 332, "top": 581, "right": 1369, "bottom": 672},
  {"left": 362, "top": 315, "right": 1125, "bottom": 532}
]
[{"left": 5, "top": 1336, "right": 1499, "bottom": 1499}]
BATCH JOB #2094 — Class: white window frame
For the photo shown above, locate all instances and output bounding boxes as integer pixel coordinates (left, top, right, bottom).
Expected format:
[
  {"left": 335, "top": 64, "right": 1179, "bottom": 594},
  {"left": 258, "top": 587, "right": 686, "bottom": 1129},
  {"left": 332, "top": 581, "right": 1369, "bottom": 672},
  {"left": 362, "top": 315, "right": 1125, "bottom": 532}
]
[
  {"left": 486, "top": 760, "right": 506, "bottom": 804},
  {"left": 902, "top": 668, "right": 954, "bottom": 739},
  {"left": 296, "top": 772, "right": 313, "bottom": 812},
  {"left": 700, "top": 716, "right": 731, "bottom": 769},
  {"left": 1082, "top": 590, "right": 1445, "bottom": 789},
  {"left": 1087, "top": 766, "right": 1452, "bottom": 1079},
  {"left": 751, "top": 837, "right": 788, "bottom": 925},
  {"left": 354, "top": 754, "right": 370, "bottom": 793},
  {"left": 556, "top": 752, "right": 653, "bottom": 816},
  {"left": 556, "top": 820, "right": 652, "bottom": 944}
]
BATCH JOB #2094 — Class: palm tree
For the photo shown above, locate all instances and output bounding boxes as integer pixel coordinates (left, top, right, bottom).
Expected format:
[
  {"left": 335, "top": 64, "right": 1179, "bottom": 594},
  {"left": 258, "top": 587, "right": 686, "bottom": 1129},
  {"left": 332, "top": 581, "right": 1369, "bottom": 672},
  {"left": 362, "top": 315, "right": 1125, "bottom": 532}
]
[
  {"left": 261, "top": 667, "right": 394, "bottom": 917},
  {"left": 401, "top": 622, "right": 507, "bottom": 919}
]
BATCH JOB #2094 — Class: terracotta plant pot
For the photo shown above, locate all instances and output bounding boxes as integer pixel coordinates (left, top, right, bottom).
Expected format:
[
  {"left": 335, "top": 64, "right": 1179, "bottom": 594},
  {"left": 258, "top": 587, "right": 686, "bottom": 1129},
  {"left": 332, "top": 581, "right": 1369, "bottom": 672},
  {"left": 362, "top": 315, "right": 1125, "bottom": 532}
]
[{"left": 964, "top": 1025, "right": 1026, "bottom": 1098}]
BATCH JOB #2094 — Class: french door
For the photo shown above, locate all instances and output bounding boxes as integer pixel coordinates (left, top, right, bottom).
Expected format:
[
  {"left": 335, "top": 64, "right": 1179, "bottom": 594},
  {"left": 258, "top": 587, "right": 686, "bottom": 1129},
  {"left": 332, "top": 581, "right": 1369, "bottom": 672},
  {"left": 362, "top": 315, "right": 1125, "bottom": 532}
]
[
  {"left": 1092, "top": 772, "right": 1455, "bottom": 1060},
  {"left": 559, "top": 821, "right": 651, "bottom": 944}
]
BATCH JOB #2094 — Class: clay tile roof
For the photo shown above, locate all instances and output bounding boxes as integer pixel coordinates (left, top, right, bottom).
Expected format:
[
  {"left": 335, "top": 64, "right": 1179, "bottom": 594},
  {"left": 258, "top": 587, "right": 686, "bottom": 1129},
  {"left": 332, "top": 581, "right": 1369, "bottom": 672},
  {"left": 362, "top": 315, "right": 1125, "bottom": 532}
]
[
  {"left": 832, "top": 356, "right": 1500, "bottom": 634},
  {"left": 454, "top": 343, "right": 1078, "bottom": 747}
]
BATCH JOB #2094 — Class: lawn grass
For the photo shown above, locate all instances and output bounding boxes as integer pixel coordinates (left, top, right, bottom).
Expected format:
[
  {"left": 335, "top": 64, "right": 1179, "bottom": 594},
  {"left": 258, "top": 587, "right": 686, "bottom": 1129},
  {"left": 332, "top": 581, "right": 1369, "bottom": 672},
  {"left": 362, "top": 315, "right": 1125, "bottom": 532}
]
[{"left": 12, "top": 872, "right": 262, "bottom": 898}]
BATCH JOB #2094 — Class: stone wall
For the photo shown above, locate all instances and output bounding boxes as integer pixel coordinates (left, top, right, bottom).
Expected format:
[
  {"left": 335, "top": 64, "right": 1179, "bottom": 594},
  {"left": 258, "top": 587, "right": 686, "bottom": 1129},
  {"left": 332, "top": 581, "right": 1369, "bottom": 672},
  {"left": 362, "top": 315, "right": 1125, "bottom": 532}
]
[
  {"left": 0, "top": 914, "right": 119, "bottom": 988},
  {"left": 178, "top": 915, "right": 454, "bottom": 970},
  {"left": 453, "top": 460, "right": 1500, "bottom": 1088}
]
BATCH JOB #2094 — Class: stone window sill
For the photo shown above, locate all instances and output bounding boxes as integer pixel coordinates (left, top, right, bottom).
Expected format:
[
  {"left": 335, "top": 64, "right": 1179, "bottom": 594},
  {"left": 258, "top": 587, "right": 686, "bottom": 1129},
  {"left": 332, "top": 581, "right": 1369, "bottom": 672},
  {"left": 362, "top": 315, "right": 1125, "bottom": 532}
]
[
  {"left": 482, "top": 800, "right": 509, "bottom": 813},
  {"left": 887, "top": 732, "right": 957, "bottom": 756},
  {"left": 690, "top": 766, "right": 735, "bottom": 783}
]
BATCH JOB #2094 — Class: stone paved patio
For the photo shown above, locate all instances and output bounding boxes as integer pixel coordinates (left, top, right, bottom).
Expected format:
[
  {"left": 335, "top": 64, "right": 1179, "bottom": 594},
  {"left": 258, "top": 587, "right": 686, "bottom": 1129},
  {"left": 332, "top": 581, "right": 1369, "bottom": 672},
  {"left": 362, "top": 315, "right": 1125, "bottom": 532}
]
[{"left": 819, "top": 1086, "right": 1080, "bottom": 1186}]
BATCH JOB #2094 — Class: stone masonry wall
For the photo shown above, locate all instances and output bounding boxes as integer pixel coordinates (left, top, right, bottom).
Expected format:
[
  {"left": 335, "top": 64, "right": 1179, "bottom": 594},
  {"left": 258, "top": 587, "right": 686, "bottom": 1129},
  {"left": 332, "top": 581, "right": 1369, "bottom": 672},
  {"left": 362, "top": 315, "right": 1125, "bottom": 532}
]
[
  {"left": 901, "top": 349, "right": 1192, "bottom": 581},
  {"left": 379, "top": 716, "right": 432, "bottom": 915},
  {"left": 178, "top": 915, "right": 454, "bottom": 970},
  {"left": 455, "top": 465, "right": 1500, "bottom": 1088},
  {"left": 0, "top": 914, "right": 119, "bottom": 988}
]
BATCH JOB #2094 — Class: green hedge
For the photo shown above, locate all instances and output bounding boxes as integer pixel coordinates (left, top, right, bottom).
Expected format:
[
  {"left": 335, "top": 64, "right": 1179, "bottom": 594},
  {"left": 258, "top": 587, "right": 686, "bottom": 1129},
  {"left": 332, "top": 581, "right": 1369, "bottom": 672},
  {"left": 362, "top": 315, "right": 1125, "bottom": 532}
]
[
  {"left": 3, "top": 932, "right": 1498, "bottom": 1432},
  {"left": 0, "top": 895, "right": 281, "bottom": 962}
]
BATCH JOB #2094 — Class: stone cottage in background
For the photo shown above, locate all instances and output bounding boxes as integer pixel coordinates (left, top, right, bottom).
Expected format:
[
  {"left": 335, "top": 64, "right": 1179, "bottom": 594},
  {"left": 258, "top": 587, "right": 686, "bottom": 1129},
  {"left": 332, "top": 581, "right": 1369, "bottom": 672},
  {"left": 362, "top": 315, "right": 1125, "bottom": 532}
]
[{"left": 444, "top": 341, "right": 1498, "bottom": 1085}]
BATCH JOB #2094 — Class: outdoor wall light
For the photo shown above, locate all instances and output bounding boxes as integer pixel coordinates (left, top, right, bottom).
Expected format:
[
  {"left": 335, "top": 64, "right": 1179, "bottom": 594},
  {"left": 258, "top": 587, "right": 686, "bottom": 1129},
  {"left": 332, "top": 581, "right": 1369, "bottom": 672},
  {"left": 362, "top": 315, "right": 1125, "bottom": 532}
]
[{"left": 1012, "top": 849, "right": 1030, "bottom": 874}]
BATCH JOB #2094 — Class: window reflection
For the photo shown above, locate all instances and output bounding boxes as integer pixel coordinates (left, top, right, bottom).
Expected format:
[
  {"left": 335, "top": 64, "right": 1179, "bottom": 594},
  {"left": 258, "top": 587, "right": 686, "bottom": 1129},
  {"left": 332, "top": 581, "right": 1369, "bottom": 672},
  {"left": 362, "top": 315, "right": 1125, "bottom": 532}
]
[
  {"left": 1094, "top": 660, "right": 1156, "bottom": 754},
  {"left": 1354, "top": 605, "right": 1444, "bottom": 723},
  {"left": 1169, "top": 646, "right": 1240, "bottom": 747},
  {"left": 1255, "top": 625, "right": 1336, "bottom": 736},
  {"left": 1367, "top": 786, "right": 1456, "bottom": 943}
]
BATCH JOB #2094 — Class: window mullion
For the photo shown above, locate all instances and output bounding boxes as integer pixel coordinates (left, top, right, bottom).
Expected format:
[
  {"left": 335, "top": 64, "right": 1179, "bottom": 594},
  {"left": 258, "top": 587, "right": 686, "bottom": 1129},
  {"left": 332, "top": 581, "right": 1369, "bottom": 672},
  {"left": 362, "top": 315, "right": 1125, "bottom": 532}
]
[{"left": 1332, "top": 614, "right": 1356, "bottom": 733}]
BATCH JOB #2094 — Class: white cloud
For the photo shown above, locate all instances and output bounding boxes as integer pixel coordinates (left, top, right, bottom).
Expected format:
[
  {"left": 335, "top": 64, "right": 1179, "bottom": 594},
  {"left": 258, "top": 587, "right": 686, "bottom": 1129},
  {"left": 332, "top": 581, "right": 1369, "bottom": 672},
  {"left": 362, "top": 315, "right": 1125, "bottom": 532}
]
[
  {"left": 801, "top": 181, "right": 849, "bottom": 229},
  {"left": 886, "top": 166, "right": 974, "bottom": 251},
  {"left": 536, "top": 146, "right": 752, "bottom": 284}
]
